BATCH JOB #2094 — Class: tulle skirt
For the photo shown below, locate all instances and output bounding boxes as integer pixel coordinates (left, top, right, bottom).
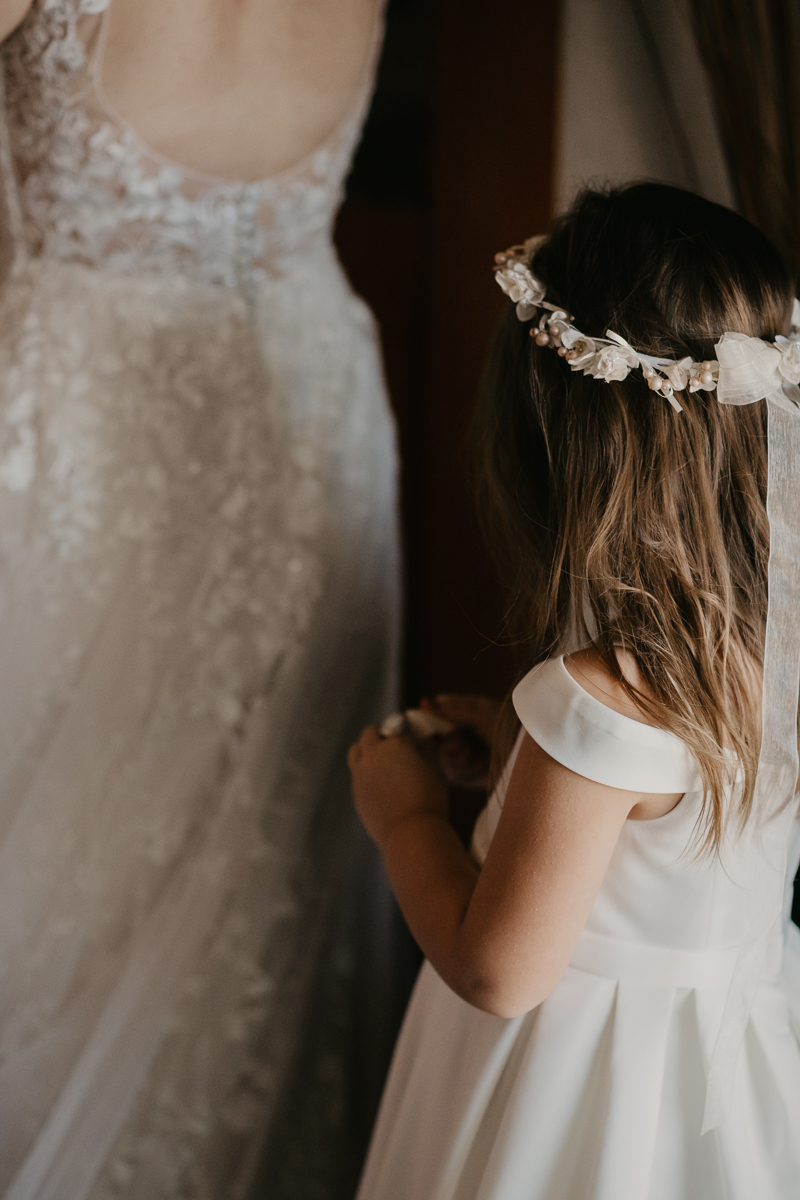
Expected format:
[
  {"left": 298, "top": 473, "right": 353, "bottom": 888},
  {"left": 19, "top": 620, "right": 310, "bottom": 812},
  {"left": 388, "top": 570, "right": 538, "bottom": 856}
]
[{"left": 0, "top": 254, "right": 399, "bottom": 1199}]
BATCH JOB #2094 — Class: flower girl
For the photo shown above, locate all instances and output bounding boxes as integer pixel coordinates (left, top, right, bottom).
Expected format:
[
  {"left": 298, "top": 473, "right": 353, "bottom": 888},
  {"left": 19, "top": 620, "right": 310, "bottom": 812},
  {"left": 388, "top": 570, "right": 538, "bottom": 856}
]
[{"left": 348, "top": 184, "right": 800, "bottom": 1200}]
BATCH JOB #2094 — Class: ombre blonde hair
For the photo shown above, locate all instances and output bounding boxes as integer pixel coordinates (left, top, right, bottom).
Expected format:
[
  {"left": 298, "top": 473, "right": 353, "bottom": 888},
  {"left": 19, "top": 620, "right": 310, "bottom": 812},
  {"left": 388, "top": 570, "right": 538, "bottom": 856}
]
[{"left": 474, "top": 183, "right": 795, "bottom": 852}]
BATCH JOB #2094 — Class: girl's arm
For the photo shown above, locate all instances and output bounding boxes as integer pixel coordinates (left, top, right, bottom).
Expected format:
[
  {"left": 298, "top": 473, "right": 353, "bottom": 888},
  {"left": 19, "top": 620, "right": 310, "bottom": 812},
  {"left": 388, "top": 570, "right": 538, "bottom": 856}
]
[{"left": 349, "top": 679, "right": 681, "bottom": 1018}]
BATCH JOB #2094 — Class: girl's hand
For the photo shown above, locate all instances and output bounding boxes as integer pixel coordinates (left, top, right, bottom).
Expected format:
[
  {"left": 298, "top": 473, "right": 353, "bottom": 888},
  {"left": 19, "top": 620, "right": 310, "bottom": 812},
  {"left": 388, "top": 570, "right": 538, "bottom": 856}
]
[
  {"left": 348, "top": 726, "right": 449, "bottom": 848},
  {"left": 420, "top": 694, "right": 502, "bottom": 790}
]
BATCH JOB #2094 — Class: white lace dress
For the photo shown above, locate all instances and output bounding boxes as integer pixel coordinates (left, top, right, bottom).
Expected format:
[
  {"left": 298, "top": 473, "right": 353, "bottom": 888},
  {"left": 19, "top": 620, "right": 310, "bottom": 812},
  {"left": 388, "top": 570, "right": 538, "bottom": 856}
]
[
  {"left": 358, "top": 659, "right": 800, "bottom": 1200},
  {"left": 0, "top": 3, "right": 399, "bottom": 1198}
]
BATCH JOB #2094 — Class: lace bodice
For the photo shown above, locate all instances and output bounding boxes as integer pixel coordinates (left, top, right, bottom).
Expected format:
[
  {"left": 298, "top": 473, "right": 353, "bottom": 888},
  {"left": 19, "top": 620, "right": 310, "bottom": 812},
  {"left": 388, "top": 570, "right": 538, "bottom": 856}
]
[{"left": 1, "top": 0, "right": 373, "bottom": 287}]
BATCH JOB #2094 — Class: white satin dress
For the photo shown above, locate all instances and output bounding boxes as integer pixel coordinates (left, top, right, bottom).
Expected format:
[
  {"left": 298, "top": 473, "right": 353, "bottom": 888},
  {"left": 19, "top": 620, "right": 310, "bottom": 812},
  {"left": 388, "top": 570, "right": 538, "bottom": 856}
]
[
  {"left": 0, "top": 2, "right": 398, "bottom": 1198},
  {"left": 357, "top": 658, "right": 800, "bottom": 1200}
]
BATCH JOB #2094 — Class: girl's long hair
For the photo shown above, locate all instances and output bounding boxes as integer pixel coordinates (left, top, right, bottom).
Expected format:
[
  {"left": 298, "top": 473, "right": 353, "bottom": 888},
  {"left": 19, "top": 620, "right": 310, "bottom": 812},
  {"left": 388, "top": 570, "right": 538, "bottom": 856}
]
[{"left": 474, "top": 183, "right": 795, "bottom": 853}]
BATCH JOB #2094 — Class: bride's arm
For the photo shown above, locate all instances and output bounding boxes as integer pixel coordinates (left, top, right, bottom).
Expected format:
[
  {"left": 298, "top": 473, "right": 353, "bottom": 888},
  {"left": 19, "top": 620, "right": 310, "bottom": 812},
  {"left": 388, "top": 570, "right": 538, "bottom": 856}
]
[{"left": 0, "top": 0, "right": 32, "bottom": 44}]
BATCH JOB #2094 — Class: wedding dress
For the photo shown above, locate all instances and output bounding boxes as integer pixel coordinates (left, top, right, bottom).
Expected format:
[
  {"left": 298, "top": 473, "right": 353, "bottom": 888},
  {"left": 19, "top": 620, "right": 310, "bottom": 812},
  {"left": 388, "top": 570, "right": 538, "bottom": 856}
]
[{"left": 0, "top": 2, "right": 399, "bottom": 1197}]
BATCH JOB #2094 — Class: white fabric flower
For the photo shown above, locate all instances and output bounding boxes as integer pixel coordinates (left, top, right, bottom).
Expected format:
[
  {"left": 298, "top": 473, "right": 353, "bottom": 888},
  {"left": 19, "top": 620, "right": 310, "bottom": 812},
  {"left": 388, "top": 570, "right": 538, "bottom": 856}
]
[
  {"left": 775, "top": 335, "right": 800, "bottom": 384},
  {"left": 493, "top": 260, "right": 546, "bottom": 315},
  {"left": 663, "top": 357, "right": 692, "bottom": 392},
  {"left": 560, "top": 327, "right": 596, "bottom": 369},
  {"left": 588, "top": 343, "right": 637, "bottom": 383},
  {"left": 589, "top": 348, "right": 632, "bottom": 382}
]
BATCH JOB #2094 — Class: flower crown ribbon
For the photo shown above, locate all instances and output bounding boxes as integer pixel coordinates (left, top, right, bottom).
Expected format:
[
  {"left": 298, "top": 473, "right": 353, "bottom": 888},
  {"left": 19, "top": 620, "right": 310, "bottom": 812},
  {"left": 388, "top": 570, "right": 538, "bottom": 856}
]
[
  {"left": 494, "top": 245, "right": 800, "bottom": 411},
  {"left": 494, "top": 240, "right": 800, "bottom": 1136}
]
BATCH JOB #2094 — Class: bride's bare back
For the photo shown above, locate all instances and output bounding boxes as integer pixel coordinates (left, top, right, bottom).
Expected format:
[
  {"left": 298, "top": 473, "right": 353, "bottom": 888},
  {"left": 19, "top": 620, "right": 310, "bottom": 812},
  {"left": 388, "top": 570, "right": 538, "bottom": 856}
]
[{"left": 1, "top": 0, "right": 382, "bottom": 181}]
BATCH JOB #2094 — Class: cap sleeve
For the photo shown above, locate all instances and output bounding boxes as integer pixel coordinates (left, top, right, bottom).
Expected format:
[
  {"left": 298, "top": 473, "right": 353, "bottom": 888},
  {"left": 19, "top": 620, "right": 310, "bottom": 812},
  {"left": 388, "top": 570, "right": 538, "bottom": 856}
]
[{"left": 512, "top": 658, "right": 698, "bottom": 793}]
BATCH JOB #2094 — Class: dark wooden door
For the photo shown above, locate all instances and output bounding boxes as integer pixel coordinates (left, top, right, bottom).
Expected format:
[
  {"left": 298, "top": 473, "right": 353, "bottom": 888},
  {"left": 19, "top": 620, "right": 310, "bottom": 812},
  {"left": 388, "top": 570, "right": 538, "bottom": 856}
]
[{"left": 337, "top": 0, "right": 561, "bottom": 707}]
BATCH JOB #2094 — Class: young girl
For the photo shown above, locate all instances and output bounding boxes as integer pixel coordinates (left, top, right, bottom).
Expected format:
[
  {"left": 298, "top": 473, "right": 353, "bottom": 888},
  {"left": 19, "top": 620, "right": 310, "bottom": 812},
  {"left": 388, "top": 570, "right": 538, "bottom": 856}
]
[{"left": 348, "top": 184, "right": 800, "bottom": 1200}]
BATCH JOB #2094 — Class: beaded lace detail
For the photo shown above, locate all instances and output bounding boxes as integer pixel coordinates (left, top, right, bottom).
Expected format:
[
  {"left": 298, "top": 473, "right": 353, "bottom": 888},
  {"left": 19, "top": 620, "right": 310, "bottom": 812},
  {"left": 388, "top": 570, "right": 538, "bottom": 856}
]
[{"left": 2, "top": 0, "right": 366, "bottom": 285}]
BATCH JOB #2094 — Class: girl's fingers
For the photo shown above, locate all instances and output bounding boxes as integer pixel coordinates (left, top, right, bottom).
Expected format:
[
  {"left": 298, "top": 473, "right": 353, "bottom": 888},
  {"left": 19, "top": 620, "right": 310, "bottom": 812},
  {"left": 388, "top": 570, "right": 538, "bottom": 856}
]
[
  {"left": 423, "top": 693, "right": 501, "bottom": 732},
  {"left": 348, "top": 724, "right": 381, "bottom": 766}
]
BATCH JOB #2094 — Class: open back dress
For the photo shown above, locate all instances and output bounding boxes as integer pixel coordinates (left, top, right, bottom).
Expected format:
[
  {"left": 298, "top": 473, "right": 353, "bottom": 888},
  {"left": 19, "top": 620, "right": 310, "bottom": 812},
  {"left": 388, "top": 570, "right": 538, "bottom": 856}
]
[{"left": 357, "top": 658, "right": 800, "bottom": 1200}]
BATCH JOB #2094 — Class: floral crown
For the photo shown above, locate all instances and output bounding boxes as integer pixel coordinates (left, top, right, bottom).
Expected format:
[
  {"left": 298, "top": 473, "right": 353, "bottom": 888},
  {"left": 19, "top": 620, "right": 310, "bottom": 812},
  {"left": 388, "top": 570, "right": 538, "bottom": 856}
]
[{"left": 494, "top": 237, "right": 800, "bottom": 413}]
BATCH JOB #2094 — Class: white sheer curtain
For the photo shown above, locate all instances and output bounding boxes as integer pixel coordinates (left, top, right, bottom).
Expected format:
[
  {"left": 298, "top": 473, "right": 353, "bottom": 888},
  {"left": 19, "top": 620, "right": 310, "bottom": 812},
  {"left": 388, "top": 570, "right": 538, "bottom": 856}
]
[{"left": 555, "top": 0, "right": 733, "bottom": 212}]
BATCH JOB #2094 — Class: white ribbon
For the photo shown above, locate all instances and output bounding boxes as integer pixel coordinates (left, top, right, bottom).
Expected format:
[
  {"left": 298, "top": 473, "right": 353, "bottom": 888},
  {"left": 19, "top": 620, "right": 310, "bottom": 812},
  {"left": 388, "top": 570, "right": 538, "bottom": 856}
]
[
  {"left": 604, "top": 330, "right": 643, "bottom": 366},
  {"left": 715, "top": 332, "right": 783, "bottom": 405},
  {"left": 701, "top": 354, "right": 800, "bottom": 1131}
]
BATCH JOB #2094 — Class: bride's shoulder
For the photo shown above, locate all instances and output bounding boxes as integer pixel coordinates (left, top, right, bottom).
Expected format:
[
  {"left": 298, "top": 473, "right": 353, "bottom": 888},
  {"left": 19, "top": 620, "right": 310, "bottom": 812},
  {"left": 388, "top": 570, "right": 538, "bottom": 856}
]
[{"left": 0, "top": 0, "right": 34, "bottom": 45}]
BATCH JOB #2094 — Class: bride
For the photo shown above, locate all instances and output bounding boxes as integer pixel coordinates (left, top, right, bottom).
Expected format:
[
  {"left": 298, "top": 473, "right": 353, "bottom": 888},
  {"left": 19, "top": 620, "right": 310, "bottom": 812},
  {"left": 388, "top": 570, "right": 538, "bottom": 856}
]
[{"left": 0, "top": 1, "right": 398, "bottom": 1197}]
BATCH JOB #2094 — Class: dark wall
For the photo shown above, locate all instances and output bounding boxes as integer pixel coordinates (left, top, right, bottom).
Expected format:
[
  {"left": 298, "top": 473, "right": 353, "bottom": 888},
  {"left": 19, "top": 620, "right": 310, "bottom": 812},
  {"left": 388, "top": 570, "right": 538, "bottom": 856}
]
[{"left": 336, "top": 0, "right": 561, "bottom": 707}]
